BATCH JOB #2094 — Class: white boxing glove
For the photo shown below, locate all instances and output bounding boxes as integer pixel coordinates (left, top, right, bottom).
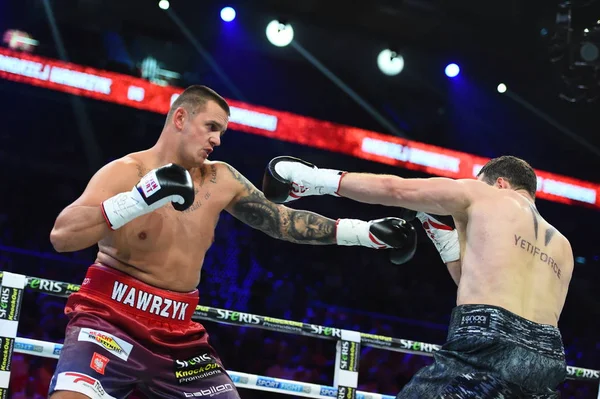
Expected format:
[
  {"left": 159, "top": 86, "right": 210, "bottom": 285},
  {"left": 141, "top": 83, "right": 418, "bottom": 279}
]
[
  {"left": 262, "top": 156, "right": 346, "bottom": 203},
  {"left": 416, "top": 212, "right": 460, "bottom": 263}
]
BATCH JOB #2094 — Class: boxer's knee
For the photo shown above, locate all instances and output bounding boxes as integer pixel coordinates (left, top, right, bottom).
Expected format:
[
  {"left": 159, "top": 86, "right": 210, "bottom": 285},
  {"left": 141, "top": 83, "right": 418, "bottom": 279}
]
[{"left": 49, "top": 390, "right": 93, "bottom": 399}]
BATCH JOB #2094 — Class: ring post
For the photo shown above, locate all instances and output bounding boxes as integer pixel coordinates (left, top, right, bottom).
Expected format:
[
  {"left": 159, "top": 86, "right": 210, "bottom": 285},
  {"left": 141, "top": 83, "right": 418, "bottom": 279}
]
[
  {"left": 0, "top": 272, "right": 27, "bottom": 399},
  {"left": 334, "top": 330, "right": 361, "bottom": 399}
]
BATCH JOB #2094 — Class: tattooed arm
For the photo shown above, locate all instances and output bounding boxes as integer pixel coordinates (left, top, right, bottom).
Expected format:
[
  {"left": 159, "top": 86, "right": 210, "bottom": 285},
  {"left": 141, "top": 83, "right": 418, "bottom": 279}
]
[{"left": 224, "top": 164, "right": 337, "bottom": 245}]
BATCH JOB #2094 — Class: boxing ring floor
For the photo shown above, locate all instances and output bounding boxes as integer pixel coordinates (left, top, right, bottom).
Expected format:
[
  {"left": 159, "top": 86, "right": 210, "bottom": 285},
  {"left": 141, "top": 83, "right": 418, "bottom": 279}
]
[{"left": 1, "top": 271, "right": 598, "bottom": 399}]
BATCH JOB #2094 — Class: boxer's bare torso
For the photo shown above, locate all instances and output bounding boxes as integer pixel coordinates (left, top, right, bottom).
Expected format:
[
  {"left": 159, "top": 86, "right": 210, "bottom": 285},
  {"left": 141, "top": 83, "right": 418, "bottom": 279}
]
[
  {"left": 58, "top": 149, "right": 337, "bottom": 293},
  {"left": 453, "top": 183, "right": 573, "bottom": 327},
  {"left": 96, "top": 153, "right": 237, "bottom": 292}
]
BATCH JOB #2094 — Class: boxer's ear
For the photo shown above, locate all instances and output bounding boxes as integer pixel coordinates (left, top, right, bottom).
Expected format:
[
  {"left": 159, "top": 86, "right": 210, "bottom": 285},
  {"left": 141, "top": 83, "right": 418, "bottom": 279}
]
[{"left": 495, "top": 177, "right": 511, "bottom": 190}]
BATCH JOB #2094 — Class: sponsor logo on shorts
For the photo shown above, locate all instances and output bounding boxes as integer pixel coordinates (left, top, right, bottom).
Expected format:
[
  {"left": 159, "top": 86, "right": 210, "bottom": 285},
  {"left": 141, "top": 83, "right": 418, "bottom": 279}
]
[
  {"left": 90, "top": 352, "right": 110, "bottom": 375},
  {"left": 176, "top": 353, "right": 212, "bottom": 369},
  {"left": 53, "top": 345, "right": 62, "bottom": 356},
  {"left": 77, "top": 328, "right": 133, "bottom": 361},
  {"left": 175, "top": 354, "right": 222, "bottom": 384},
  {"left": 55, "top": 372, "right": 116, "bottom": 399},
  {"left": 183, "top": 384, "right": 234, "bottom": 397},
  {"left": 111, "top": 281, "right": 189, "bottom": 320},
  {"left": 459, "top": 312, "right": 490, "bottom": 328},
  {"left": 256, "top": 377, "right": 310, "bottom": 393}
]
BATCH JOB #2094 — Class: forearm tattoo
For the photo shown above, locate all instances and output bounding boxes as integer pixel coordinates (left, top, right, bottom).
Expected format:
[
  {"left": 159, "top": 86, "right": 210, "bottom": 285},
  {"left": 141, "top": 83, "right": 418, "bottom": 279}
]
[{"left": 226, "top": 165, "right": 336, "bottom": 244}]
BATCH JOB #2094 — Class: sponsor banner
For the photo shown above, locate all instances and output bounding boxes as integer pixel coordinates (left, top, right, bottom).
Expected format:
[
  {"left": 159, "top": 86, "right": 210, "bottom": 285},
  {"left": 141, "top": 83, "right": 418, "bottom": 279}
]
[
  {"left": 27, "top": 277, "right": 80, "bottom": 296},
  {"left": 256, "top": 377, "right": 311, "bottom": 394},
  {"left": 336, "top": 386, "right": 356, "bottom": 399},
  {"left": 0, "top": 274, "right": 80, "bottom": 298},
  {"left": 566, "top": 366, "right": 600, "bottom": 380},
  {"left": 0, "top": 286, "right": 23, "bottom": 322},
  {"left": 339, "top": 340, "right": 359, "bottom": 372},
  {"left": 210, "top": 307, "right": 437, "bottom": 355},
  {"left": 228, "top": 372, "right": 396, "bottom": 399},
  {"left": 77, "top": 329, "right": 133, "bottom": 361},
  {"left": 0, "top": 337, "right": 14, "bottom": 372},
  {"left": 13, "top": 342, "right": 43, "bottom": 353},
  {"left": 5, "top": 274, "right": 600, "bottom": 383},
  {"left": 194, "top": 305, "right": 211, "bottom": 318},
  {"left": 0, "top": 47, "right": 598, "bottom": 209}
]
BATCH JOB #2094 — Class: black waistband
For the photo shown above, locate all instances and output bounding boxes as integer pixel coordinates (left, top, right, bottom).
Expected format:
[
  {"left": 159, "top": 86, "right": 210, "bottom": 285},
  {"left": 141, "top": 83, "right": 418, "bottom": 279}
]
[{"left": 448, "top": 304, "right": 565, "bottom": 359}]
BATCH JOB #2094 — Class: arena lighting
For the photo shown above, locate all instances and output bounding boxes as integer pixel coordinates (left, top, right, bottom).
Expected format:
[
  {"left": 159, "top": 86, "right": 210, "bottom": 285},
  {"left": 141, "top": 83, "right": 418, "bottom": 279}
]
[
  {"left": 548, "top": 1, "right": 600, "bottom": 102},
  {"left": 580, "top": 26, "right": 600, "bottom": 63},
  {"left": 140, "top": 56, "right": 181, "bottom": 86},
  {"left": 445, "top": 63, "right": 460, "bottom": 78},
  {"left": 220, "top": 6, "right": 236, "bottom": 22},
  {"left": 266, "top": 20, "right": 294, "bottom": 47},
  {"left": 158, "top": 0, "right": 170, "bottom": 10},
  {"left": 2, "top": 30, "right": 38, "bottom": 52},
  {"left": 377, "top": 49, "right": 404, "bottom": 76},
  {"left": 0, "top": 48, "right": 599, "bottom": 209},
  {"left": 497, "top": 83, "right": 507, "bottom": 93}
]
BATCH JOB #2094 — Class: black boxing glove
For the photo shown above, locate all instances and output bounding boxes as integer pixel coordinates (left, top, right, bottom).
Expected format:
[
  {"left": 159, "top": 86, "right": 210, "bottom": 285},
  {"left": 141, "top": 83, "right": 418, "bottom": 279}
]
[
  {"left": 387, "top": 225, "right": 418, "bottom": 265},
  {"left": 101, "top": 163, "right": 195, "bottom": 230},
  {"left": 336, "top": 217, "right": 415, "bottom": 252},
  {"left": 262, "top": 156, "right": 345, "bottom": 204}
]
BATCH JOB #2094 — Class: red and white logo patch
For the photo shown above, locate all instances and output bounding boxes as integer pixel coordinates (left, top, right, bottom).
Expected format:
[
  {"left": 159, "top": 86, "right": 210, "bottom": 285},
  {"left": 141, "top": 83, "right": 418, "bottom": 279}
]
[
  {"left": 55, "top": 372, "right": 116, "bottom": 398},
  {"left": 140, "top": 171, "right": 161, "bottom": 198},
  {"left": 90, "top": 352, "right": 110, "bottom": 375}
]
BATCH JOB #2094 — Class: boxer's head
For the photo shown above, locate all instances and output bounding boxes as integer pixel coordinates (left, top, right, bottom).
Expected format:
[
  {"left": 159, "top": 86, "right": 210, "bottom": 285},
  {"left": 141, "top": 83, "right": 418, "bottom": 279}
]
[
  {"left": 165, "top": 85, "right": 230, "bottom": 165},
  {"left": 477, "top": 156, "right": 537, "bottom": 199}
]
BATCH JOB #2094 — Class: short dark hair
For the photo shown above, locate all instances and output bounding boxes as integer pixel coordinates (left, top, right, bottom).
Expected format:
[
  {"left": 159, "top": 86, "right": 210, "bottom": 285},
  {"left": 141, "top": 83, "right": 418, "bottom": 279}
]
[
  {"left": 477, "top": 155, "right": 537, "bottom": 198},
  {"left": 167, "top": 85, "right": 230, "bottom": 121}
]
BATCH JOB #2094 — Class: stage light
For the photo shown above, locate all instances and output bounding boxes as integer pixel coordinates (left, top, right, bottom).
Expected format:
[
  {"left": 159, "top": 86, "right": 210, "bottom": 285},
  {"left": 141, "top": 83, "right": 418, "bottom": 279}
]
[
  {"left": 158, "top": 0, "right": 169, "bottom": 10},
  {"left": 497, "top": 83, "right": 507, "bottom": 93},
  {"left": 445, "top": 63, "right": 460, "bottom": 78},
  {"left": 2, "top": 30, "right": 38, "bottom": 52},
  {"left": 266, "top": 20, "right": 294, "bottom": 47},
  {"left": 220, "top": 7, "right": 236, "bottom": 22},
  {"left": 377, "top": 49, "right": 404, "bottom": 76}
]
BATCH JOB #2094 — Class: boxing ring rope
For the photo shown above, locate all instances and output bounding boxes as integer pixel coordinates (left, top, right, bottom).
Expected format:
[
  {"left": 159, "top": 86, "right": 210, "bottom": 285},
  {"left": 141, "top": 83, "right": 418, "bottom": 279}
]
[{"left": 1, "top": 272, "right": 599, "bottom": 399}]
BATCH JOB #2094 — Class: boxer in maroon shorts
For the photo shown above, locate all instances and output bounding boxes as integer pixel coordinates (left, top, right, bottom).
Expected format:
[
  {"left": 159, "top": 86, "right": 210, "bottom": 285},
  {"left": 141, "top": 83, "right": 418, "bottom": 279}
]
[
  {"left": 49, "top": 264, "right": 232, "bottom": 398},
  {"left": 49, "top": 85, "right": 416, "bottom": 398}
]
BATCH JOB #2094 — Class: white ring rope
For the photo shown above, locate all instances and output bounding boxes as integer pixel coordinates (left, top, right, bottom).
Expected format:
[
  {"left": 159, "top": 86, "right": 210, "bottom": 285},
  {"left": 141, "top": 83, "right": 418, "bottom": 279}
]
[
  {"left": 12, "top": 337, "right": 392, "bottom": 399},
  {"left": 1, "top": 271, "right": 599, "bottom": 398}
]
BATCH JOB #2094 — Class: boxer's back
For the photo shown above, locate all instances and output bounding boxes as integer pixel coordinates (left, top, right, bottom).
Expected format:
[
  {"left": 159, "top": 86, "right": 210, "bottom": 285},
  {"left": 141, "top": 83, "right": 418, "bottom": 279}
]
[{"left": 456, "top": 190, "right": 573, "bottom": 326}]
